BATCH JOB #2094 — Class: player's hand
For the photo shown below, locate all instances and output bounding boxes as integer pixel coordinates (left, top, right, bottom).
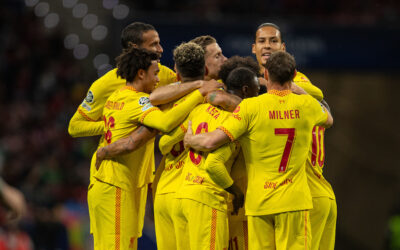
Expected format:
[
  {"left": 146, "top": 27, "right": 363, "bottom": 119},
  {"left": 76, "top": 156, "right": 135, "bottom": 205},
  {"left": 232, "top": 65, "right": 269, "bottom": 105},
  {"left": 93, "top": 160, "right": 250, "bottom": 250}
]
[
  {"left": 95, "top": 148, "right": 106, "bottom": 170},
  {"left": 184, "top": 121, "right": 193, "bottom": 149},
  {"left": 225, "top": 183, "right": 244, "bottom": 215},
  {"left": 0, "top": 182, "right": 27, "bottom": 222},
  {"left": 198, "top": 80, "right": 224, "bottom": 96}
]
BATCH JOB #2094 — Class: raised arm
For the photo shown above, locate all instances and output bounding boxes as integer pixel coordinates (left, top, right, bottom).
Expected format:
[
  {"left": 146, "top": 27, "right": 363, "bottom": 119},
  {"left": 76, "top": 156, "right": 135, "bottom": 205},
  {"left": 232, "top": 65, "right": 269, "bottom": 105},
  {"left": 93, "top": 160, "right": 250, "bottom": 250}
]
[
  {"left": 149, "top": 79, "right": 223, "bottom": 106},
  {"left": 95, "top": 126, "right": 158, "bottom": 169},
  {"left": 68, "top": 110, "right": 104, "bottom": 137},
  {"left": 206, "top": 90, "right": 242, "bottom": 112}
]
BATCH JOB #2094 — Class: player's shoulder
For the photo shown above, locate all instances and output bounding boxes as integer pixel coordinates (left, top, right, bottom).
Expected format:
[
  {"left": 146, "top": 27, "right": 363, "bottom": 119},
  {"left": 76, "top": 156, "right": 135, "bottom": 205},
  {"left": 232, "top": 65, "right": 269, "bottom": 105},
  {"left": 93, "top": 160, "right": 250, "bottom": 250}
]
[{"left": 294, "top": 70, "right": 311, "bottom": 84}]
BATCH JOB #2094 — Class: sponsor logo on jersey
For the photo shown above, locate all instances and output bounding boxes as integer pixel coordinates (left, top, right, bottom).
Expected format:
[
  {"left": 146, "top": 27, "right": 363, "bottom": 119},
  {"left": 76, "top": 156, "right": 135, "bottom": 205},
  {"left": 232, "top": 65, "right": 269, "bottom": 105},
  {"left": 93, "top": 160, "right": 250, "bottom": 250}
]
[
  {"left": 138, "top": 97, "right": 150, "bottom": 106},
  {"left": 85, "top": 90, "right": 94, "bottom": 103},
  {"left": 81, "top": 102, "right": 92, "bottom": 111}
]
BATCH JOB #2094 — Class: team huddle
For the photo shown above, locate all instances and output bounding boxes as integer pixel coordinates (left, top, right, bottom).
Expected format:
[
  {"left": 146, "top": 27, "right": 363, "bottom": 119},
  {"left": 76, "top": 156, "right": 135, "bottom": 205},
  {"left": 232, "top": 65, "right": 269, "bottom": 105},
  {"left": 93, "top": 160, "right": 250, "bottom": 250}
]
[{"left": 68, "top": 22, "right": 336, "bottom": 250}]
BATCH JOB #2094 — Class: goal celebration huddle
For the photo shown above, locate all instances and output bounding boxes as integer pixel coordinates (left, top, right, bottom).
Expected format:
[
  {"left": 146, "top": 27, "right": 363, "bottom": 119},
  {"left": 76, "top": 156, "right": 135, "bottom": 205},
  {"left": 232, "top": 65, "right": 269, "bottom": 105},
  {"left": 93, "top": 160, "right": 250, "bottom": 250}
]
[{"left": 68, "top": 21, "right": 336, "bottom": 250}]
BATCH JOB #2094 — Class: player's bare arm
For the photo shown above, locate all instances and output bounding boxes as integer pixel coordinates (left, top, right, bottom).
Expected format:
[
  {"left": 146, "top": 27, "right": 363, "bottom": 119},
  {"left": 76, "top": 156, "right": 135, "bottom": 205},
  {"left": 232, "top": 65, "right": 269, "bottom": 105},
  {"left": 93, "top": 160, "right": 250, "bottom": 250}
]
[
  {"left": 321, "top": 104, "right": 334, "bottom": 128},
  {"left": 68, "top": 111, "right": 104, "bottom": 137},
  {"left": 95, "top": 126, "right": 158, "bottom": 169},
  {"left": 207, "top": 90, "right": 242, "bottom": 112},
  {"left": 184, "top": 121, "right": 230, "bottom": 151},
  {"left": 149, "top": 79, "right": 223, "bottom": 106},
  {"left": 291, "top": 82, "right": 308, "bottom": 95}
]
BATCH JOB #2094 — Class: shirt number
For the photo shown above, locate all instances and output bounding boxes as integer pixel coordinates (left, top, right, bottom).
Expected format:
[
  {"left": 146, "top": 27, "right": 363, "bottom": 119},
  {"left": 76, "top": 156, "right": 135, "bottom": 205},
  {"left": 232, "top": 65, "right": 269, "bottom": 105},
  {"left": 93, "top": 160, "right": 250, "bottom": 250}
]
[
  {"left": 311, "top": 126, "right": 325, "bottom": 167},
  {"left": 189, "top": 122, "right": 208, "bottom": 165},
  {"left": 103, "top": 115, "right": 115, "bottom": 144},
  {"left": 275, "top": 128, "right": 296, "bottom": 172}
]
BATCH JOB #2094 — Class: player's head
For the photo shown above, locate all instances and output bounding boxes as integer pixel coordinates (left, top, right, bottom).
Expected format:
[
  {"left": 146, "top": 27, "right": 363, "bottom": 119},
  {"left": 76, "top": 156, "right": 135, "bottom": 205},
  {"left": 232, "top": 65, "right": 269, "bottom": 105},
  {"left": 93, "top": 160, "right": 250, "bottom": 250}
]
[
  {"left": 121, "top": 22, "right": 163, "bottom": 58},
  {"left": 190, "top": 35, "right": 227, "bottom": 81},
  {"left": 225, "top": 67, "right": 260, "bottom": 99},
  {"left": 218, "top": 56, "right": 261, "bottom": 83},
  {"left": 173, "top": 42, "right": 205, "bottom": 82},
  {"left": 116, "top": 47, "right": 160, "bottom": 93},
  {"left": 252, "top": 23, "right": 286, "bottom": 68},
  {"left": 264, "top": 51, "right": 296, "bottom": 86}
]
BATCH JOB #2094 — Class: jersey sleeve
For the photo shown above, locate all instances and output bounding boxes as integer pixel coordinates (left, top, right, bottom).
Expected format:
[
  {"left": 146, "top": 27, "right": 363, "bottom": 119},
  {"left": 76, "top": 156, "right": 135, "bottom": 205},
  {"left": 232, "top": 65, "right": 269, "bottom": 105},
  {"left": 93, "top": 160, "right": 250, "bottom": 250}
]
[
  {"left": 158, "top": 123, "right": 187, "bottom": 155},
  {"left": 218, "top": 100, "right": 251, "bottom": 141},
  {"left": 68, "top": 110, "right": 104, "bottom": 137},
  {"left": 204, "top": 142, "right": 238, "bottom": 189},
  {"left": 156, "top": 64, "right": 177, "bottom": 88},
  {"left": 141, "top": 90, "right": 203, "bottom": 133},
  {"left": 294, "top": 72, "right": 324, "bottom": 101},
  {"left": 308, "top": 97, "right": 329, "bottom": 126}
]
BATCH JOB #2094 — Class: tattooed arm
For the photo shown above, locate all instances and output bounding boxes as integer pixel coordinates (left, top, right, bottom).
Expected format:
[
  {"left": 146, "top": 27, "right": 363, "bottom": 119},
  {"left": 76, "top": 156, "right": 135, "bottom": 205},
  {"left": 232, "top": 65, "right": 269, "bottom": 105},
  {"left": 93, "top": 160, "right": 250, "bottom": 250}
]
[
  {"left": 206, "top": 90, "right": 242, "bottom": 112},
  {"left": 95, "top": 126, "right": 158, "bottom": 169}
]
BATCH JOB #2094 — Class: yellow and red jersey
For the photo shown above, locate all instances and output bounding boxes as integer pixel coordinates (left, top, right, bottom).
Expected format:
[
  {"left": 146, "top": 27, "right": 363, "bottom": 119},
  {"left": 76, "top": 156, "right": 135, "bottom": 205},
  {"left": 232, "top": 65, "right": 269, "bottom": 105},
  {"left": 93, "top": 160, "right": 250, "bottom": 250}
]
[{"left": 219, "top": 90, "right": 328, "bottom": 216}]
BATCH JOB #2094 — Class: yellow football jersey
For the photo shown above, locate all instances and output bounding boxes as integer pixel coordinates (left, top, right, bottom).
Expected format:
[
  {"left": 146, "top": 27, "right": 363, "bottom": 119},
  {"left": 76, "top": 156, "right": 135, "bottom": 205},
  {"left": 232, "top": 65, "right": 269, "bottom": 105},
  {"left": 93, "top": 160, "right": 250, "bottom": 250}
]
[
  {"left": 306, "top": 126, "right": 335, "bottom": 199},
  {"left": 175, "top": 104, "right": 239, "bottom": 212},
  {"left": 156, "top": 91, "right": 201, "bottom": 195},
  {"left": 94, "top": 86, "right": 203, "bottom": 190},
  {"left": 219, "top": 90, "right": 328, "bottom": 216},
  {"left": 78, "top": 64, "right": 176, "bottom": 122},
  {"left": 294, "top": 71, "right": 324, "bottom": 101}
]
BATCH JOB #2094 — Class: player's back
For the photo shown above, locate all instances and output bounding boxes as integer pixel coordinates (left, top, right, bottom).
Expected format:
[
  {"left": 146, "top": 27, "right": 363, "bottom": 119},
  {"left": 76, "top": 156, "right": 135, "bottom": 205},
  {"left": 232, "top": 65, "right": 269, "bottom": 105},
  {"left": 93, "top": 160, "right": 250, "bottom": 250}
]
[
  {"left": 227, "top": 90, "right": 328, "bottom": 215},
  {"left": 94, "top": 86, "right": 155, "bottom": 191},
  {"left": 176, "top": 103, "right": 238, "bottom": 212}
]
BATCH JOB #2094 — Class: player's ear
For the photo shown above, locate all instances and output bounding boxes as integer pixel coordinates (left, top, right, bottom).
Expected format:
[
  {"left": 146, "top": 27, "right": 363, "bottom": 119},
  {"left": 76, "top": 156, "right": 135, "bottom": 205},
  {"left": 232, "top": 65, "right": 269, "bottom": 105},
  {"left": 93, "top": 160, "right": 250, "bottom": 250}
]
[
  {"left": 252, "top": 43, "right": 256, "bottom": 55},
  {"left": 128, "top": 41, "right": 139, "bottom": 49},
  {"left": 176, "top": 72, "right": 182, "bottom": 82},
  {"left": 264, "top": 69, "right": 269, "bottom": 81},
  {"left": 293, "top": 69, "right": 297, "bottom": 79},
  {"left": 204, "top": 66, "right": 209, "bottom": 77},
  {"left": 281, "top": 42, "right": 286, "bottom": 51},
  {"left": 242, "top": 85, "right": 249, "bottom": 98},
  {"left": 137, "top": 68, "right": 145, "bottom": 80}
]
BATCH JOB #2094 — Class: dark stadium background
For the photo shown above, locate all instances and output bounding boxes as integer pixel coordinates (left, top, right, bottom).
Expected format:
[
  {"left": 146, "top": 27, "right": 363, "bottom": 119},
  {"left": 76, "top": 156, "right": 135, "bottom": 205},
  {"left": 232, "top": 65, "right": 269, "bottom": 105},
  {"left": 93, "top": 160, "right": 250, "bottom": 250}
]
[{"left": 0, "top": 0, "right": 399, "bottom": 249}]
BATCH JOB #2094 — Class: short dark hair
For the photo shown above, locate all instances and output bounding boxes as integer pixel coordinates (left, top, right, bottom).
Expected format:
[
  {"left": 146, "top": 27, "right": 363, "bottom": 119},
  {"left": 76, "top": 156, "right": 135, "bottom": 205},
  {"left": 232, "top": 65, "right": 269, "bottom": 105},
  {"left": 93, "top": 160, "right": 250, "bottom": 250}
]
[
  {"left": 255, "top": 22, "right": 283, "bottom": 42},
  {"left": 226, "top": 67, "right": 257, "bottom": 92},
  {"left": 264, "top": 51, "right": 296, "bottom": 85},
  {"left": 121, "top": 22, "right": 155, "bottom": 49},
  {"left": 218, "top": 56, "right": 261, "bottom": 83},
  {"left": 115, "top": 47, "right": 159, "bottom": 82},
  {"left": 173, "top": 42, "right": 205, "bottom": 78},
  {"left": 190, "top": 35, "right": 217, "bottom": 54}
]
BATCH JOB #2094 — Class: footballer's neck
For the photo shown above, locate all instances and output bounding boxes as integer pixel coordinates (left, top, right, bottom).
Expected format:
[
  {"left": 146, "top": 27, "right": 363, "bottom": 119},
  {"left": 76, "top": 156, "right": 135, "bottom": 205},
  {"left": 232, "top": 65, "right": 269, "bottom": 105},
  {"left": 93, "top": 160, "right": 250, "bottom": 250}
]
[
  {"left": 268, "top": 81, "right": 291, "bottom": 91},
  {"left": 128, "top": 81, "right": 147, "bottom": 93}
]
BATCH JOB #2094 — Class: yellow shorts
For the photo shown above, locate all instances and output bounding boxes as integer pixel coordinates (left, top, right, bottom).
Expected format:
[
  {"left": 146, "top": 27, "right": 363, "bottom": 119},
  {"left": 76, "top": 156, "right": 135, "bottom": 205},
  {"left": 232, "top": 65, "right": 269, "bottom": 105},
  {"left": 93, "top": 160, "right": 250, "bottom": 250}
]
[
  {"left": 248, "top": 210, "right": 311, "bottom": 250},
  {"left": 154, "top": 193, "right": 177, "bottom": 250},
  {"left": 229, "top": 217, "right": 248, "bottom": 250},
  {"left": 87, "top": 179, "right": 147, "bottom": 250},
  {"left": 310, "top": 197, "right": 337, "bottom": 250},
  {"left": 173, "top": 198, "right": 229, "bottom": 250}
]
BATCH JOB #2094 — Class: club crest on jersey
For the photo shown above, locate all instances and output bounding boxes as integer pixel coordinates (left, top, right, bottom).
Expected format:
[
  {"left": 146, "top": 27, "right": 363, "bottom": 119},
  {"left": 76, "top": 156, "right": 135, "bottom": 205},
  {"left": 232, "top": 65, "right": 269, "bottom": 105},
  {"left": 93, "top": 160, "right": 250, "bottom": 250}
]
[
  {"left": 139, "top": 97, "right": 150, "bottom": 106},
  {"left": 233, "top": 106, "right": 240, "bottom": 113},
  {"left": 85, "top": 90, "right": 94, "bottom": 103}
]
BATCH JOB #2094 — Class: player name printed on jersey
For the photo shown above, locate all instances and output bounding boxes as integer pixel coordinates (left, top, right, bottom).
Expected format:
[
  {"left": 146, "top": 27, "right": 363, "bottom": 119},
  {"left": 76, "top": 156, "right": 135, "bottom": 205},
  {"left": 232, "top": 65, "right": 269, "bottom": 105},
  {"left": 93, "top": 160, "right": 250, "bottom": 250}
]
[
  {"left": 206, "top": 105, "right": 221, "bottom": 119},
  {"left": 105, "top": 100, "right": 125, "bottom": 110},
  {"left": 268, "top": 109, "right": 300, "bottom": 120}
]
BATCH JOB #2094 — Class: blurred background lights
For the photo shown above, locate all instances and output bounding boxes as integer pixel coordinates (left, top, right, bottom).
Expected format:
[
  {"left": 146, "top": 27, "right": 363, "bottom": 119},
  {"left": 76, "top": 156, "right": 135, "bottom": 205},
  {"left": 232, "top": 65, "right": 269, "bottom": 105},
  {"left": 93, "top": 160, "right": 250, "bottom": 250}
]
[
  {"left": 103, "top": 0, "right": 119, "bottom": 10},
  {"left": 113, "top": 4, "right": 129, "bottom": 20},
  {"left": 73, "top": 44, "right": 89, "bottom": 60},
  {"left": 82, "top": 14, "right": 98, "bottom": 29},
  {"left": 72, "top": 3, "right": 88, "bottom": 18},
  {"left": 93, "top": 54, "right": 110, "bottom": 69},
  {"left": 91, "top": 25, "right": 108, "bottom": 41},
  {"left": 97, "top": 64, "right": 113, "bottom": 77},
  {"left": 44, "top": 13, "right": 60, "bottom": 28},
  {"left": 34, "top": 2, "right": 50, "bottom": 17},
  {"left": 64, "top": 34, "right": 80, "bottom": 49},
  {"left": 62, "top": 0, "right": 78, "bottom": 8},
  {"left": 25, "top": 0, "right": 39, "bottom": 7}
]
